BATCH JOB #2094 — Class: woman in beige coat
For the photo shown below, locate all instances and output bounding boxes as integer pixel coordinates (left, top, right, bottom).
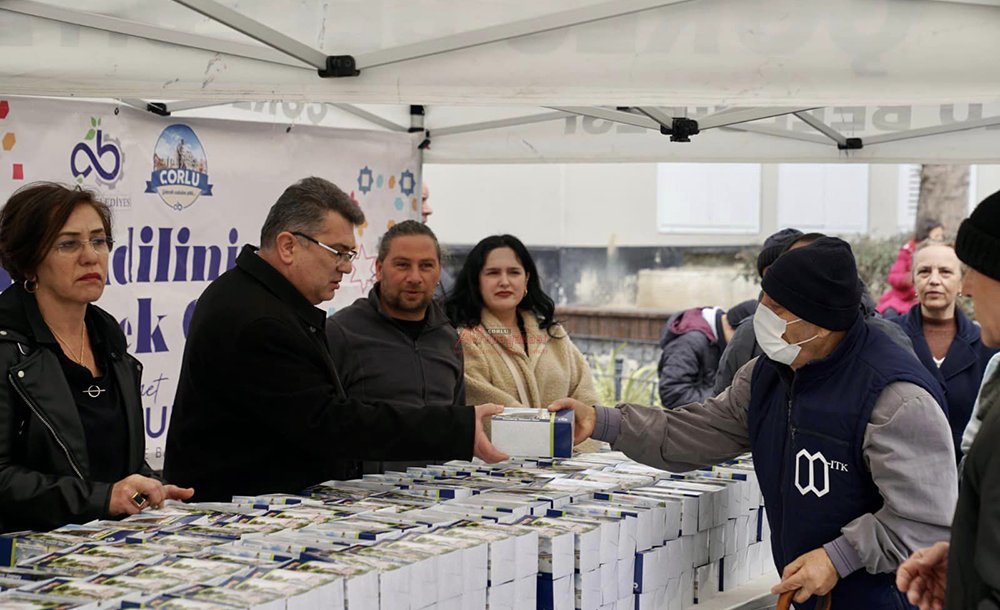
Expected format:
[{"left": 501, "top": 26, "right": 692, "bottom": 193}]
[{"left": 445, "top": 235, "right": 602, "bottom": 452}]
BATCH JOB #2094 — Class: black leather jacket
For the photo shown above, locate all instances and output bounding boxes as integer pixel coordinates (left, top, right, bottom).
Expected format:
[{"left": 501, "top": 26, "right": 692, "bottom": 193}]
[{"left": 0, "top": 283, "right": 153, "bottom": 533}]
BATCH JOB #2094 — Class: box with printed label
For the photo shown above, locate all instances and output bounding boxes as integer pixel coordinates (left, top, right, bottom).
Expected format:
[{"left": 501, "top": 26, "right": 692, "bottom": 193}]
[{"left": 491, "top": 408, "right": 574, "bottom": 458}]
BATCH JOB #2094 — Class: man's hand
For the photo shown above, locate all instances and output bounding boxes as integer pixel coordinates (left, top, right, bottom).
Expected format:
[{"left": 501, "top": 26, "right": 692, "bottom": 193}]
[
  {"left": 897, "top": 542, "right": 949, "bottom": 610},
  {"left": 771, "top": 547, "right": 839, "bottom": 604},
  {"left": 163, "top": 485, "right": 195, "bottom": 505},
  {"left": 108, "top": 474, "right": 166, "bottom": 517},
  {"left": 548, "top": 398, "right": 597, "bottom": 444},
  {"left": 473, "top": 403, "right": 508, "bottom": 463}
]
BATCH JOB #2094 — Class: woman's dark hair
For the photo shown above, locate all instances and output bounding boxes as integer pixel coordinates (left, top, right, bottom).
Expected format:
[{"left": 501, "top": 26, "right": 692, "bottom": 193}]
[
  {"left": 0, "top": 182, "right": 113, "bottom": 282},
  {"left": 445, "top": 234, "right": 560, "bottom": 335},
  {"left": 914, "top": 217, "right": 943, "bottom": 242}
]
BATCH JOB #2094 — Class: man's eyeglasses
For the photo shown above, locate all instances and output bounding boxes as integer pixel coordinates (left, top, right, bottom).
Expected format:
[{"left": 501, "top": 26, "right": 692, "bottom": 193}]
[
  {"left": 292, "top": 232, "right": 358, "bottom": 263},
  {"left": 53, "top": 237, "right": 114, "bottom": 255}
]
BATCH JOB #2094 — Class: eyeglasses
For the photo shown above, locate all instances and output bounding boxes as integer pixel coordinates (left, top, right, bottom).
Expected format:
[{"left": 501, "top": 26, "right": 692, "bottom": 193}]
[
  {"left": 292, "top": 232, "right": 358, "bottom": 263},
  {"left": 53, "top": 237, "right": 114, "bottom": 255}
]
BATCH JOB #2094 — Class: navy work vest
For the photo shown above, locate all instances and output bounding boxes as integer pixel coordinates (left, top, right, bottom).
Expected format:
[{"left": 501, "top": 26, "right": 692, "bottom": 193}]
[{"left": 748, "top": 317, "right": 947, "bottom": 610}]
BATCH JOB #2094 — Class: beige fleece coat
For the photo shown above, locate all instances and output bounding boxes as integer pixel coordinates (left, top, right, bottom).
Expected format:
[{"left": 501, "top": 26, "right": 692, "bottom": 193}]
[{"left": 458, "top": 309, "right": 603, "bottom": 452}]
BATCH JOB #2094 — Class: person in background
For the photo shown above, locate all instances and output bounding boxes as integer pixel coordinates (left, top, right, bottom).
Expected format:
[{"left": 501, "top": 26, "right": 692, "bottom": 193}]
[
  {"left": 876, "top": 218, "right": 945, "bottom": 318},
  {"left": 446, "top": 234, "right": 602, "bottom": 452},
  {"left": 0, "top": 183, "right": 192, "bottom": 532},
  {"left": 713, "top": 228, "right": 802, "bottom": 394},
  {"left": 554, "top": 237, "right": 955, "bottom": 609},
  {"left": 163, "top": 177, "right": 505, "bottom": 501},
  {"left": 892, "top": 240, "right": 998, "bottom": 464},
  {"left": 422, "top": 182, "right": 455, "bottom": 300},
  {"left": 657, "top": 300, "right": 756, "bottom": 408},
  {"left": 326, "top": 220, "right": 465, "bottom": 475},
  {"left": 897, "top": 189, "right": 1000, "bottom": 609}
]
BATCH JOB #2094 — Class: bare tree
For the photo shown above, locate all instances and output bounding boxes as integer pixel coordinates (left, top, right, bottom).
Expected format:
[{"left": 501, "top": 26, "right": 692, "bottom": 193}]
[{"left": 916, "top": 165, "right": 970, "bottom": 238}]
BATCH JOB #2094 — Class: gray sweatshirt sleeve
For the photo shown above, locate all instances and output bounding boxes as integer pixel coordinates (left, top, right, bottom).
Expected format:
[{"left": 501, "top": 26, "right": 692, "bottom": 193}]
[
  {"left": 593, "top": 358, "right": 755, "bottom": 472},
  {"left": 824, "top": 381, "right": 957, "bottom": 576}
]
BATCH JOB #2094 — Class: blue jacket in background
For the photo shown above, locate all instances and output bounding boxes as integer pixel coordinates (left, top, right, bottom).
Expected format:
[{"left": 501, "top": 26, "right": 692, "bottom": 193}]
[{"left": 894, "top": 306, "right": 999, "bottom": 463}]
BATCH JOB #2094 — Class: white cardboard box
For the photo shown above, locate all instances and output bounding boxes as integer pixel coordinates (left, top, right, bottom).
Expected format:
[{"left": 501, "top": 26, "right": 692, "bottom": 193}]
[
  {"left": 491, "top": 408, "right": 574, "bottom": 458},
  {"left": 538, "top": 573, "right": 575, "bottom": 610},
  {"left": 576, "top": 569, "right": 602, "bottom": 610}
]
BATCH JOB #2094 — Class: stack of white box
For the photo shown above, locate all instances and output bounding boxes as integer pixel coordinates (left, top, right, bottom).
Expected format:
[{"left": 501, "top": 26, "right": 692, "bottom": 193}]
[{"left": 0, "top": 453, "right": 772, "bottom": 610}]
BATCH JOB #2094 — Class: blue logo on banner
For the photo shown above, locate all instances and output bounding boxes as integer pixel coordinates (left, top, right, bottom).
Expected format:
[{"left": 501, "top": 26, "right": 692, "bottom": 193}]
[
  {"left": 145, "top": 124, "right": 213, "bottom": 211},
  {"left": 70, "top": 116, "right": 124, "bottom": 190}
]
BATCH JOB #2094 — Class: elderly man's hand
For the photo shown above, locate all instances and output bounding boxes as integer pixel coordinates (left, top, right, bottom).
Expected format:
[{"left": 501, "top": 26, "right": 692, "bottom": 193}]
[
  {"left": 771, "top": 548, "right": 839, "bottom": 604},
  {"left": 548, "top": 398, "right": 597, "bottom": 444},
  {"left": 897, "top": 542, "right": 949, "bottom": 610},
  {"left": 473, "top": 403, "right": 508, "bottom": 463}
]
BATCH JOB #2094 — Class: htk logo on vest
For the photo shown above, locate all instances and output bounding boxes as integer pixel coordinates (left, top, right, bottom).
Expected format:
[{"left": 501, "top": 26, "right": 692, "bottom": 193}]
[{"left": 795, "top": 449, "right": 849, "bottom": 497}]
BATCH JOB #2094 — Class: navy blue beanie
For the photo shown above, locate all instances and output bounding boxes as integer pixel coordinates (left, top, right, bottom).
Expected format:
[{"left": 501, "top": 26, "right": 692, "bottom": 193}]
[
  {"left": 756, "top": 228, "right": 804, "bottom": 277},
  {"left": 761, "top": 237, "right": 861, "bottom": 331}
]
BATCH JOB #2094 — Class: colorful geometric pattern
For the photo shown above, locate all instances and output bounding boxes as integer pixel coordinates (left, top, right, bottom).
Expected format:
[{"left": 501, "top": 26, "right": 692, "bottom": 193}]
[{"left": 0, "top": 99, "right": 22, "bottom": 181}]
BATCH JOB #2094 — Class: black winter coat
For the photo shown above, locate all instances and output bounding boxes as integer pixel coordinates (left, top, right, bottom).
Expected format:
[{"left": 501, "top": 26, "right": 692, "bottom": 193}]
[
  {"left": 657, "top": 309, "right": 725, "bottom": 408},
  {"left": 163, "top": 246, "right": 475, "bottom": 501},
  {"left": 0, "top": 284, "right": 153, "bottom": 533},
  {"left": 894, "top": 306, "right": 998, "bottom": 463}
]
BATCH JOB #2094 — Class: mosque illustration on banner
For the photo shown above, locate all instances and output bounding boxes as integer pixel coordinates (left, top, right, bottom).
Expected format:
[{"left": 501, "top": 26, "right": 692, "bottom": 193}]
[{"left": 146, "top": 124, "right": 214, "bottom": 211}]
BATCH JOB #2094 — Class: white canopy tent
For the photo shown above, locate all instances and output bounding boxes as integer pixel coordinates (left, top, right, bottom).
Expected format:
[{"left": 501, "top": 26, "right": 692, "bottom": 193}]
[{"left": 2, "top": 0, "right": 1000, "bottom": 163}]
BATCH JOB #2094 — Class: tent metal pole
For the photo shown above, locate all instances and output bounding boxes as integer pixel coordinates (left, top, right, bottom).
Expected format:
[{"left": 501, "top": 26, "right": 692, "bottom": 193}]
[
  {"left": 433, "top": 112, "right": 570, "bottom": 137},
  {"left": 722, "top": 124, "right": 833, "bottom": 146},
  {"left": 166, "top": 100, "right": 241, "bottom": 113},
  {"left": 355, "top": 0, "right": 696, "bottom": 70},
  {"left": 331, "top": 105, "right": 409, "bottom": 132},
  {"left": 547, "top": 107, "right": 659, "bottom": 130},
  {"left": 698, "top": 107, "right": 818, "bottom": 130},
  {"left": 793, "top": 112, "right": 849, "bottom": 147},
  {"left": 171, "top": 0, "right": 328, "bottom": 70},
  {"left": 0, "top": 0, "right": 310, "bottom": 69},
  {"left": 634, "top": 107, "right": 674, "bottom": 130},
  {"left": 863, "top": 115, "right": 1000, "bottom": 145}
]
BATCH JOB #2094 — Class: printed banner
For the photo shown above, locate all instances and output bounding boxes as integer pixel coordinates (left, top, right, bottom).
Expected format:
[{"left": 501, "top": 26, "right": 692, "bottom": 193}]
[{"left": 0, "top": 96, "right": 422, "bottom": 468}]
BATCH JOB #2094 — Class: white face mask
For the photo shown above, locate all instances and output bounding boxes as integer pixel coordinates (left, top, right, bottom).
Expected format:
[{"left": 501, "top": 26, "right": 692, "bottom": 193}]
[{"left": 753, "top": 305, "right": 819, "bottom": 365}]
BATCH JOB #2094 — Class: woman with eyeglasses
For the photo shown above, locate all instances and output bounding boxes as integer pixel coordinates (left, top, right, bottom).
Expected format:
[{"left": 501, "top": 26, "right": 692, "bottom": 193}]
[{"left": 0, "top": 182, "right": 192, "bottom": 533}]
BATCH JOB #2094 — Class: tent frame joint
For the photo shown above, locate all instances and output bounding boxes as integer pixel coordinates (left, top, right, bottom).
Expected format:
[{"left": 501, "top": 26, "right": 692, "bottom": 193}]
[
  {"left": 660, "top": 117, "right": 700, "bottom": 142},
  {"left": 146, "top": 102, "right": 171, "bottom": 117},
  {"left": 317, "top": 55, "right": 360, "bottom": 78},
  {"left": 838, "top": 137, "right": 863, "bottom": 150}
]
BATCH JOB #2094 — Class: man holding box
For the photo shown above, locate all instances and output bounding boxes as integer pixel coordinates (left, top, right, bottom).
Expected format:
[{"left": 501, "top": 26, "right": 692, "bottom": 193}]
[
  {"left": 552, "top": 237, "right": 957, "bottom": 609},
  {"left": 164, "top": 177, "right": 506, "bottom": 501}
]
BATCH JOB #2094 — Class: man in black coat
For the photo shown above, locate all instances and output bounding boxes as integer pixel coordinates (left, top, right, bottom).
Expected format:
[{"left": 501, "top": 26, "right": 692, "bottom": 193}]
[
  {"left": 897, "top": 189, "right": 1000, "bottom": 609},
  {"left": 163, "top": 177, "right": 505, "bottom": 501}
]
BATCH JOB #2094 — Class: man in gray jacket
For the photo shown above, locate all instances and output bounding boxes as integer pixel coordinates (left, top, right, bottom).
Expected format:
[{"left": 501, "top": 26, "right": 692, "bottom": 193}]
[
  {"left": 326, "top": 220, "right": 465, "bottom": 476},
  {"left": 553, "top": 237, "right": 955, "bottom": 609}
]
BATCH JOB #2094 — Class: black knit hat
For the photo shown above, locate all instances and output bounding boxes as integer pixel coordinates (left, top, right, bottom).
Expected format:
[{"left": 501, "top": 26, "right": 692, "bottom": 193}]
[
  {"left": 956, "top": 189, "right": 1000, "bottom": 282},
  {"left": 726, "top": 299, "right": 758, "bottom": 328},
  {"left": 757, "top": 228, "right": 804, "bottom": 277},
  {"left": 761, "top": 236, "right": 861, "bottom": 331}
]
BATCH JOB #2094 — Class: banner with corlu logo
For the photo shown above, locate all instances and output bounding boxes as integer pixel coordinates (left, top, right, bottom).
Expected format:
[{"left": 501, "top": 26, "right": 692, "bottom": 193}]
[{"left": 0, "top": 96, "right": 423, "bottom": 468}]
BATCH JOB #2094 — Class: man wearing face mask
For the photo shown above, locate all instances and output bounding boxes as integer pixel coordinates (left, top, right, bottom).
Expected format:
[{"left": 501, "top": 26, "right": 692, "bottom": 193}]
[{"left": 551, "top": 237, "right": 956, "bottom": 610}]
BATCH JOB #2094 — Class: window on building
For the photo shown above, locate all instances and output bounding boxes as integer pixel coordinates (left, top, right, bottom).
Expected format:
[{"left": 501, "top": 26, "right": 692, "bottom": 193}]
[
  {"left": 777, "top": 164, "right": 869, "bottom": 234},
  {"left": 656, "top": 163, "right": 761, "bottom": 234}
]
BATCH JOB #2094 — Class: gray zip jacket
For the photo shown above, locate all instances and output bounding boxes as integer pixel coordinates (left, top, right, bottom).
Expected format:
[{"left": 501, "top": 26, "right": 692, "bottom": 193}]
[{"left": 592, "top": 357, "right": 957, "bottom": 578}]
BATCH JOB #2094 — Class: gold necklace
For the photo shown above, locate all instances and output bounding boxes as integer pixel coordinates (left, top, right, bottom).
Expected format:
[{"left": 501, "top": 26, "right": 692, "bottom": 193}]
[{"left": 50, "top": 323, "right": 86, "bottom": 365}]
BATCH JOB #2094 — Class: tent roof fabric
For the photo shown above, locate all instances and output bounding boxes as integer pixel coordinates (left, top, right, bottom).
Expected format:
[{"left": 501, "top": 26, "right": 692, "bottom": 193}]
[{"left": 2, "top": 0, "right": 1000, "bottom": 162}]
